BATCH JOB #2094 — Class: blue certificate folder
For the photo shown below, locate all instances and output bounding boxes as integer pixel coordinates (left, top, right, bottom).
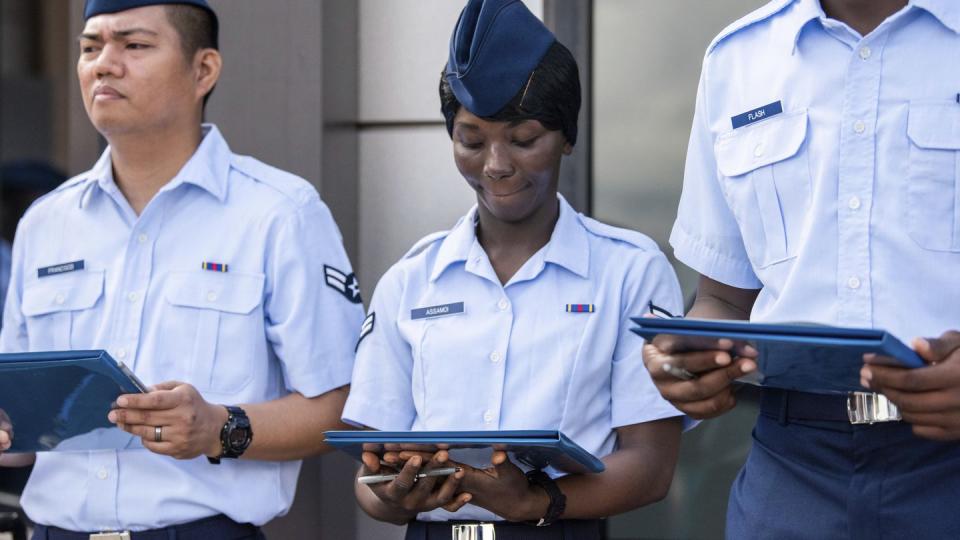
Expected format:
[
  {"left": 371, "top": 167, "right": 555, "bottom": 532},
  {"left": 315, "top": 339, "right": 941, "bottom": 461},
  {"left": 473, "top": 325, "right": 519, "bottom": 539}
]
[
  {"left": 324, "top": 430, "right": 605, "bottom": 474},
  {"left": 630, "top": 318, "right": 925, "bottom": 394},
  {"left": 0, "top": 350, "right": 147, "bottom": 452}
]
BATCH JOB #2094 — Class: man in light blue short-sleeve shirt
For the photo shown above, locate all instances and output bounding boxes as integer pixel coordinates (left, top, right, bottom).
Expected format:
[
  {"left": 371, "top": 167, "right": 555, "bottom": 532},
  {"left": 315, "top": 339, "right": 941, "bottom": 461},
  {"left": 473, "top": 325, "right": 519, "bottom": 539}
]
[
  {"left": 645, "top": 0, "right": 960, "bottom": 537},
  {"left": 0, "top": 0, "right": 362, "bottom": 537}
]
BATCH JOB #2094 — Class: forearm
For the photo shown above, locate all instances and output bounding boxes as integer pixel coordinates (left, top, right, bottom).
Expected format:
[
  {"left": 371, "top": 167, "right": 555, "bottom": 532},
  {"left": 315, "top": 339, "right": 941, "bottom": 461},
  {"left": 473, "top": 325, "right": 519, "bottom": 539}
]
[
  {"left": 239, "top": 385, "right": 353, "bottom": 461},
  {"left": 556, "top": 417, "right": 682, "bottom": 519},
  {"left": 355, "top": 472, "right": 418, "bottom": 525},
  {"left": 688, "top": 276, "right": 760, "bottom": 320}
]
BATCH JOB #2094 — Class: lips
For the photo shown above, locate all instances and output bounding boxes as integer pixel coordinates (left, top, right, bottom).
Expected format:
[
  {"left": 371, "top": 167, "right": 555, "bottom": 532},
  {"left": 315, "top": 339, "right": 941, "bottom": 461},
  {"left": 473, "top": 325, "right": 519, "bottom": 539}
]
[
  {"left": 483, "top": 183, "right": 531, "bottom": 198},
  {"left": 92, "top": 85, "right": 124, "bottom": 100}
]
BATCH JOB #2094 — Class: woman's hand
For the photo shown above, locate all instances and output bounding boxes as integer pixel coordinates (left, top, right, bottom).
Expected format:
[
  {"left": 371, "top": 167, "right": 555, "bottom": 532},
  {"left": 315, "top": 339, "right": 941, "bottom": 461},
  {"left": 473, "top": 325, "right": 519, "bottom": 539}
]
[
  {"left": 456, "top": 451, "right": 550, "bottom": 522},
  {"left": 358, "top": 449, "right": 472, "bottom": 520}
]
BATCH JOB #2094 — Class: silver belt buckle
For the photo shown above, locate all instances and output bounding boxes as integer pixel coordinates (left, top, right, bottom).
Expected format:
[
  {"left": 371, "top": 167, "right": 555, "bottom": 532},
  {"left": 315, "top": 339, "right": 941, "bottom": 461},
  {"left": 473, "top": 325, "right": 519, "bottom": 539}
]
[
  {"left": 847, "top": 392, "right": 901, "bottom": 424},
  {"left": 451, "top": 523, "right": 496, "bottom": 540},
  {"left": 89, "top": 533, "right": 132, "bottom": 540}
]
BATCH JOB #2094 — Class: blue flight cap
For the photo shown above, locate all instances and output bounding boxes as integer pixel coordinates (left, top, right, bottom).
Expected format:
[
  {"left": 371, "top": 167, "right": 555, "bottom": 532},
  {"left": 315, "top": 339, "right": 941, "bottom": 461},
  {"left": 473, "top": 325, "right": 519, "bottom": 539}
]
[
  {"left": 84, "top": 0, "right": 218, "bottom": 48},
  {"left": 446, "top": 0, "right": 556, "bottom": 117}
]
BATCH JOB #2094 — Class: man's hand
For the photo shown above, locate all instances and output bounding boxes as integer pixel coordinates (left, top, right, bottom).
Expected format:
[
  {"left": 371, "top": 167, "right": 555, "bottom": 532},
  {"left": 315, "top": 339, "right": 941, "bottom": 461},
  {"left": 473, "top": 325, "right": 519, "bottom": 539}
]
[
  {"left": 359, "top": 449, "right": 470, "bottom": 516},
  {"left": 0, "top": 409, "right": 12, "bottom": 453},
  {"left": 643, "top": 335, "right": 757, "bottom": 419},
  {"left": 456, "top": 451, "right": 549, "bottom": 522},
  {"left": 108, "top": 381, "right": 227, "bottom": 459},
  {"left": 862, "top": 331, "right": 960, "bottom": 441}
]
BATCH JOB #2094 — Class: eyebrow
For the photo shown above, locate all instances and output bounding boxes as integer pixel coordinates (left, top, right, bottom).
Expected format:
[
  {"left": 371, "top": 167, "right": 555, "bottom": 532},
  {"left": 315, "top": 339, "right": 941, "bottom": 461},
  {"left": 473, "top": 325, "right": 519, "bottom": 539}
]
[
  {"left": 454, "top": 122, "right": 480, "bottom": 131},
  {"left": 78, "top": 28, "right": 159, "bottom": 42}
]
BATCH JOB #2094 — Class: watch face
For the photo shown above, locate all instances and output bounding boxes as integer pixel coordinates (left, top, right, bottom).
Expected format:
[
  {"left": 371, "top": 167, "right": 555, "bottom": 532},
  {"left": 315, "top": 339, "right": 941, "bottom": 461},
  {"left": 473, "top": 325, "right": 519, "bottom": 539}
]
[{"left": 228, "top": 427, "right": 250, "bottom": 449}]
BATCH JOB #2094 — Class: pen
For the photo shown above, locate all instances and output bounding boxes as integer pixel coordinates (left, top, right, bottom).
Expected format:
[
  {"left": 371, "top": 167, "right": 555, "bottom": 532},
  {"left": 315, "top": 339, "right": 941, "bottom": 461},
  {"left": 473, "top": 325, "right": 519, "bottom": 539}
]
[
  {"left": 663, "top": 362, "right": 697, "bottom": 381},
  {"left": 357, "top": 467, "right": 462, "bottom": 485}
]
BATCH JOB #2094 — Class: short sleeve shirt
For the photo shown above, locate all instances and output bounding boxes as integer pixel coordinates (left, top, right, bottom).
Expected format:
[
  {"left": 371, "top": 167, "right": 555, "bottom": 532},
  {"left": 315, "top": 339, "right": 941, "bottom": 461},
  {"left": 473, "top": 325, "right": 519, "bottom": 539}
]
[
  {"left": 0, "top": 125, "right": 364, "bottom": 530},
  {"left": 671, "top": 0, "right": 960, "bottom": 341},
  {"left": 343, "top": 195, "right": 683, "bottom": 521}
]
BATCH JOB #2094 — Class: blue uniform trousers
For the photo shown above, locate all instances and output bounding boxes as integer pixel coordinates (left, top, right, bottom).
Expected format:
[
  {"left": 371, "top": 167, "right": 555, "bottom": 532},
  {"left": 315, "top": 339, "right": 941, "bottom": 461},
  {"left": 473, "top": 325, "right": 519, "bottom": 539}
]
[
  {"left": 727, "top": 390, "right": 960, "bottom": 539},
  {"left": 31, "top": 515, "right": 265, "bottom": 540}
]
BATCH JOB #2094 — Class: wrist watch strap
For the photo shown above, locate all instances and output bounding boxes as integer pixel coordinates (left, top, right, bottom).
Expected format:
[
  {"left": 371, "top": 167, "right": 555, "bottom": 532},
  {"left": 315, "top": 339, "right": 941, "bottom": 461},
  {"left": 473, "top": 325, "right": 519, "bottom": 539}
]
[{"left": 525, "top": 469, "right": 566, "bottom": 527}]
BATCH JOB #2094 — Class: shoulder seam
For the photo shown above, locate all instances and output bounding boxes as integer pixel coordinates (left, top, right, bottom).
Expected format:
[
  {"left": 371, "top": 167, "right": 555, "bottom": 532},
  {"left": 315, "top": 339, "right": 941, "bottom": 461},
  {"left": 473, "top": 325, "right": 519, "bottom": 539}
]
[{"left": 706, "top": 0, "right": 794, "bottom": 55}]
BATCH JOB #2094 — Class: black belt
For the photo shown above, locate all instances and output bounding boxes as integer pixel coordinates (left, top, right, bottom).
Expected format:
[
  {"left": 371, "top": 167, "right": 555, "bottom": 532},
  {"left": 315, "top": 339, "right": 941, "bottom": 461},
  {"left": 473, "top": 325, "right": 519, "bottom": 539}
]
[
  {"left": 33, "top": 514, "right": 260, "bottom": 540},
  {"left": 405, "top": 519, "right": 602, "bottom": 540},
  {"left": 760, "top": 388, "right": 850, "bottom": 423}
]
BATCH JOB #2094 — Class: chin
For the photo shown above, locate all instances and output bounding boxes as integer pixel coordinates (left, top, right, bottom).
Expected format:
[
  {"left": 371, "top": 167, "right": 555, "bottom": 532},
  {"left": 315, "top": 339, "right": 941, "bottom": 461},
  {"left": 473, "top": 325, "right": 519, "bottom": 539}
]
[{"left": 480, "top": 194, "right": 539, "bottom": 223}]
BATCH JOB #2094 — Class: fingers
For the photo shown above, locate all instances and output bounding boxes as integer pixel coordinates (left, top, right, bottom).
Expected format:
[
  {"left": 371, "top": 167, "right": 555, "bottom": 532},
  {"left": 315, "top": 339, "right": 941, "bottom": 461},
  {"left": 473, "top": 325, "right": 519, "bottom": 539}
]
[
  {"left": 657, "top": 359, "right": 753, "bottom": 402},
  {"left": 149, "top": 380, "right": 184, "bottom": 392},
  {"left": 361, "top": 451, "right": 384, "bottom": 473},
  {"left": 0, "top": 430, "right": 10, "bottom": 452},
  {"left": 875, "top": 386, "right": 959, "bottom": 413},
  {"left": 429, "top": 467, "right": 466, "bottom": 509},
  {"left": 914, "top": 332, "right": 960, "bottom": 365},
  {"left": 864, "top": 362, "right": 959, "bottom": 393},
  {"left": 383, "top": 455, "right": 423, "bottom": 499},
  {"left": 116, "top": 389, "right": 182, "bottom": 410},
  {"left": 651, "top": 334, "right": 735, "bottom": 356},
  {"left": 441, "top": 492, "right": 473, "bottom": 513}
]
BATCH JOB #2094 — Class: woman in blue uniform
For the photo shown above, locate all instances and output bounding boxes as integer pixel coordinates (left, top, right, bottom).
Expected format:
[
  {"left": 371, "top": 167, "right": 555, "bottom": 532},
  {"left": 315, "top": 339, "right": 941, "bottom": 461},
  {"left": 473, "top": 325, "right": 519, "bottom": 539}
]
[{"left": 342, "top": 1, "right": 684, "bottom": 537}]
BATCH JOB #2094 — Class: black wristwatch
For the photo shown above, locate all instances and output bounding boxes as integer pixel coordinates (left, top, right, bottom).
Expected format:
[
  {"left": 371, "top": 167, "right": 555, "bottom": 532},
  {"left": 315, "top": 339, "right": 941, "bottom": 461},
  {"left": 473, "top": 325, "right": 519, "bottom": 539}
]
[
  {"left": 207, "top": 405, "right": 252, "bottom": 465},
  {"left": 525, "top": 469, "right": 566, "bottom": 527}
]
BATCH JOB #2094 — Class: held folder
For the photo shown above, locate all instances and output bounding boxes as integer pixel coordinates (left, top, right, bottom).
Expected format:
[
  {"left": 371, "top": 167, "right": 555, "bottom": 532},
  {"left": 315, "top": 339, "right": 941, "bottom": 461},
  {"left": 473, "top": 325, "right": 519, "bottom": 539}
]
[
  {"left": 324, "top": 430, "right": 605, "bottom": 474},
  {"left": 0, "top": 350, "right": 147, "bottom": 452},
  {"left": 630, "top": 318, "right": 925, "bottom": 395}
]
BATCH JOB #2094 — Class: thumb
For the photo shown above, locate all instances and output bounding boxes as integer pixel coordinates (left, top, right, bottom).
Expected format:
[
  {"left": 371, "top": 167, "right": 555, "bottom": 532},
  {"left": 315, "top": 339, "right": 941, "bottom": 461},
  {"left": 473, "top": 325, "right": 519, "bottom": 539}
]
[
  {"left": 149, "top": 380, "right": 183, "bottom": 392},
  {"left": 914, "top": 332, "right": 960, "bottom": 365}
]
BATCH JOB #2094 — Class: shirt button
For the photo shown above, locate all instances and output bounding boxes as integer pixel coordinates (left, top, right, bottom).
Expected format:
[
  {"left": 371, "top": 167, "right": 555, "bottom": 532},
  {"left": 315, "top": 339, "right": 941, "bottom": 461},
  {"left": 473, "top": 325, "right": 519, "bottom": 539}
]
[
  {"left": 483, "top": 411, "right": 494, "bottom": 424},
  {"left": 206, "top": 291, "right": 218, "bottom": 302},
  {"left": 96, "top": 468, "right": 108, "bottom": 480},
  {"left": 753, "top": 143, "right": 765, "bottom": 158},
  {"left": 137, "top": 233, "right": 148, "bottom": 244},
  {"left": 127, "top": 292, "right": 139, "bottom": 303},
  {"left": 848, "top": 196, "right": 862, "bottom": 210},
  {"left": 847, "top": 276, "right": 861, "bottom": 290},
  {"left": 489, "top": 351, "right": 501, "bottom": 363},
  {"left": 853, "top": 120, "right": 866, "bottom": 134},
  {"left": 497, "top": 298, "right": 509, "bottom": 311},
  {"left": 116, "top": 348, "right": 127, "bottom": 359},
  {"left": 859, "top": 46, "right": 872, "bottom": 60},
  {"left": 54, "top": 294, "right": 65, "bottom": 305}
]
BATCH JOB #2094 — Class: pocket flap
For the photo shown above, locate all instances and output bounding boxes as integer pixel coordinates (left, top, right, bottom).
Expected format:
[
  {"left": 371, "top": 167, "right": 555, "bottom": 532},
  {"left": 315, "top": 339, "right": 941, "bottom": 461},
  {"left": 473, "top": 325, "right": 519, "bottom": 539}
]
[
  {"left": 164, "top": 271, "right": 265, "bottom": 315},
  {"left": 22, "top": 270, "right": 105, "bottom": 316},
  {"left": 907, "top": 102, "right": 960, "bottom": 150},
  {"left": 716, "top": 109, "right": 808, "bottom": 177}
]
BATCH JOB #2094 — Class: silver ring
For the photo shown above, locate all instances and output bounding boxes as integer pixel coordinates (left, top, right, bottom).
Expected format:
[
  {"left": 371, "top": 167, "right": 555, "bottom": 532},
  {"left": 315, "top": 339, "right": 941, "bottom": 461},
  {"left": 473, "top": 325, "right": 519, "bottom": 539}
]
[{"left": 154, "top": 425, "right": 163, "bottom": 443}]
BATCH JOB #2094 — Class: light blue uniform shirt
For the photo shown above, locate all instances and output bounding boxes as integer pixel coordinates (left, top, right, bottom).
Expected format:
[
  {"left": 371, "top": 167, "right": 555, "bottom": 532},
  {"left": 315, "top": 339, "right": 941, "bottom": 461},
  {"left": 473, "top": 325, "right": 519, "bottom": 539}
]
[
  {"left": 0, "top": 125, "right": 364, "bottom": 531},
  {"left": 343, "top": 196, "right": 683, "bottom": 522},
  {"left": 672, "top": 0, "right": 960, "bottom": 341}
]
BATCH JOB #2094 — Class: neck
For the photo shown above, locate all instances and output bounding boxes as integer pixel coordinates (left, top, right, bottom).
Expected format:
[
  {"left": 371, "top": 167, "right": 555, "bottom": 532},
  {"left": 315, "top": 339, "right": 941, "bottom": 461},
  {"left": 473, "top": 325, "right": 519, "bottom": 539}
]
[
  {"left": 107, "top": 121, "right": 203, "bottom": 215},
  {"left": 476, "top": 196, "right": 560, "bottom": 285},
  {"left": 820, "top": 0, "right": 908, "bottom": 36}
]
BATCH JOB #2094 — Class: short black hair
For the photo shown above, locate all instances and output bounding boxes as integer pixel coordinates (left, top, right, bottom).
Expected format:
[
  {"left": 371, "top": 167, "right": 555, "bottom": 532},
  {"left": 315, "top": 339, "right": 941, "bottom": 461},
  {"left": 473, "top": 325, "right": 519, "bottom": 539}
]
[
  {"left": 440, "top": 41, "right": 581, "bottom": 146},
  {"left": 164, "top": 4, "right": 218, "bottom": 107}
]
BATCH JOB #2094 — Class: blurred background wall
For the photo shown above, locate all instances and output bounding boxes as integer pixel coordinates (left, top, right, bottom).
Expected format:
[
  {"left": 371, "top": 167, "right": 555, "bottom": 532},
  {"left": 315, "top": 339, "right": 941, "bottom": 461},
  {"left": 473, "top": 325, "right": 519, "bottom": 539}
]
[{"left": 0, "top": 1, "right": 765, "bottom": 538}]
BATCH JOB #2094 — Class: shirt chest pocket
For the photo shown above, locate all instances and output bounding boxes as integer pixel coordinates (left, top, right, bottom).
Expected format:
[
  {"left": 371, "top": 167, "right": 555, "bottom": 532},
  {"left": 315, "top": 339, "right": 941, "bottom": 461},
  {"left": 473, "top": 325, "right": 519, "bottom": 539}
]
[
  {"left": 716, "top": 109, "right": 811, "bottom": 268},
  {"left": 21, "top": 270, "right": 105, "bottom": 351},
  {"left": 905, "top": 102, "right": 960, "bottom": 252},
  {"left": 161, "top": 271, "right": 265, "bottom": 395}
]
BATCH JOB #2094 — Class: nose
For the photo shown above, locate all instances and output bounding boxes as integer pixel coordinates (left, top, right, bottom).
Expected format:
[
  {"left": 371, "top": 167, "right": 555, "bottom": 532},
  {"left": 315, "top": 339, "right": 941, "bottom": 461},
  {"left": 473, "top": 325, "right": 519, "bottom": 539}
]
[
  {"left": 483, "top": 143, "right": 514, "bottom": 181},
  {"left": 92, "top": 43, "right": 124, "bottom": 78}
]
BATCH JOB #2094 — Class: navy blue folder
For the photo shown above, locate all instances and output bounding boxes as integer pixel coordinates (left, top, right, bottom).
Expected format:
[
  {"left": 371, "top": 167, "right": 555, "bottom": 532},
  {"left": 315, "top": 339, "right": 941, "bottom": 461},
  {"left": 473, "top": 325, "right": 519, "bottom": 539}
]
[
  {"left": 0, "top": 350, "right": 147, "bottom": 452},
  {"left": 630, "top": 318, "right": 924, "bottom": 394},
  {"left": 324, "top": 430, "right": 605, "bottom": 474}
]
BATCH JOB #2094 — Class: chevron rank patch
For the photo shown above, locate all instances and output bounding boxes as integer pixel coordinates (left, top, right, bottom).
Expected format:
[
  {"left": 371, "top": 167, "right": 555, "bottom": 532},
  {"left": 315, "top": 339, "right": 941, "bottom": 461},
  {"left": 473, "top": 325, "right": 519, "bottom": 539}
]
[
  {"left": 565, "top": 304, "right": 595, "bottom": 313},
  {"left": 324, "top": 264, "right": 362, "bottom": 304},
  {"left": 356, "top": 312, "right": 375, "bottom": 351}
]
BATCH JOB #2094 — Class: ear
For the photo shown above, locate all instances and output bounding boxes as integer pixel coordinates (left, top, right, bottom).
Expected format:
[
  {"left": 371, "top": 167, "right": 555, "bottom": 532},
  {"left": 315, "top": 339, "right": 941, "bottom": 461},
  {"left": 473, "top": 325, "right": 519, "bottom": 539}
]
[
  {"left": 193, "top": 48, "right": 222, "bottom": 102},
  {"left": 562, "top": 141, "right": 573, "bottom": 155}
]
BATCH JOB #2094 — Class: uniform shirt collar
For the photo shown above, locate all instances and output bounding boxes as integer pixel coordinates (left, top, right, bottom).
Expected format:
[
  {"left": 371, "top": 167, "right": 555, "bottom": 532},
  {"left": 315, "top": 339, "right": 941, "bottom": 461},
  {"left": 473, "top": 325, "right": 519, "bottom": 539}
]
[
  {"left": 429, "top": 194, "right": 590, "bottom": 282},
  {"left": 787, "top": 0, "right": 960, "bottom": 53},
  {"left": 79, "top": 123, "right": 231, "bottom": 209}
]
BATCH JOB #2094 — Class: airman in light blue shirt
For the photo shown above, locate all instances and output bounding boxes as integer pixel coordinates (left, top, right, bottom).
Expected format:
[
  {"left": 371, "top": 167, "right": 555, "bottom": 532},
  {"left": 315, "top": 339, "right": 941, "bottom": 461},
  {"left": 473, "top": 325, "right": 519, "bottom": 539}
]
[
  {"left": 0, "top": 1, "right": 362, "bottom": 536},
  {"left": 644, "top": 0, "right": 960, "bottom": 537},
  {"left": 344, "top": 1, "right": 684, "bottom": 537}
]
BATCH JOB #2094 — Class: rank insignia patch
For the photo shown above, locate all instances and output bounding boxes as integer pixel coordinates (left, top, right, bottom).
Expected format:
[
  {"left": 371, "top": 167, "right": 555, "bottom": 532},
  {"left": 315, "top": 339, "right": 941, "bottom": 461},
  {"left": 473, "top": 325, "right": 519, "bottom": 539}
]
[
  {"left": 202, "top": 262, "right": 228, "bottom": 272},
  {"left": 324, "top": 265, "right": 362, "bottom": 304},
  {"left": 356, "top": 312, "right": 375, "bottom": 351},
  {"left": 565, "top": 304, "right": 595, "bottom": 313}
]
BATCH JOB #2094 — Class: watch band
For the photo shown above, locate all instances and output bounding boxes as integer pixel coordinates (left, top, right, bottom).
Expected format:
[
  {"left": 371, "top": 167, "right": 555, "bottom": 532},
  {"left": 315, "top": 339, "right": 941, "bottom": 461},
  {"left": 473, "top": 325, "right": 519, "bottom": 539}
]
[
  {"left": 525, "top": 469, "right": 566, "bottom": 527},
  {"left": 207, "top": 405, "right": 252, "bottom": 465}
]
